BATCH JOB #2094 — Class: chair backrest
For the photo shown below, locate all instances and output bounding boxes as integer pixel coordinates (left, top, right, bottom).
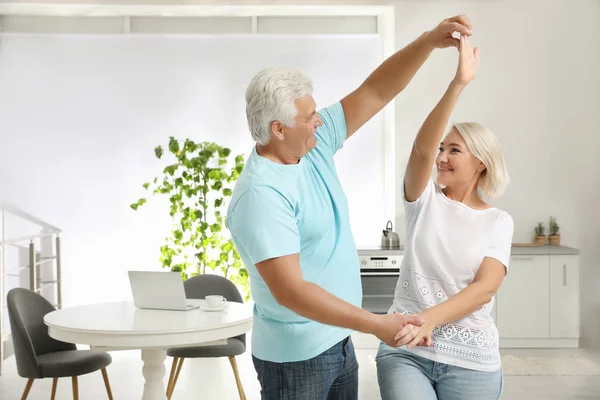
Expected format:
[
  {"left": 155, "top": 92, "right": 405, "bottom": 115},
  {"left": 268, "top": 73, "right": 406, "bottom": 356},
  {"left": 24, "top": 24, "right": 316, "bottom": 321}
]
[
  {"left": 183, "top": 274, "right": 246, "bottom": 345},
  {"left": 7, "top": 288, "right": 76, "bottom": 378}
]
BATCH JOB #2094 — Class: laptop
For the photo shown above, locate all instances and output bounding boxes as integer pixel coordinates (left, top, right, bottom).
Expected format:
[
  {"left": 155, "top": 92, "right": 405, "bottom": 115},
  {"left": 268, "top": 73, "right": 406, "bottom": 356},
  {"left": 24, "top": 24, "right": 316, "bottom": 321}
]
[{"left": 128, "top": 271, "right": 199, "bottom": 311}]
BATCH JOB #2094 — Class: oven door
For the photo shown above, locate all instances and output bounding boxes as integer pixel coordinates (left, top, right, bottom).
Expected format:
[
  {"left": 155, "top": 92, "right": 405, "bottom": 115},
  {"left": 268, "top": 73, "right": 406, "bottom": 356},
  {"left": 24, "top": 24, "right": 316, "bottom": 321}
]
[{"left": 360, "top": 269, "right": 399, "bottom": 314}]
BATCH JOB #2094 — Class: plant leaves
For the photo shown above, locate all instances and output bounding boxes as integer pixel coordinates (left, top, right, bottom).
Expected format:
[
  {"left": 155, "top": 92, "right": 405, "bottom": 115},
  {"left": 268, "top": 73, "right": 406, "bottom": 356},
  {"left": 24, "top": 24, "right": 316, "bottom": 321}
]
[{"left": 169, "top": 137, "right": 180, "bottom": 154}]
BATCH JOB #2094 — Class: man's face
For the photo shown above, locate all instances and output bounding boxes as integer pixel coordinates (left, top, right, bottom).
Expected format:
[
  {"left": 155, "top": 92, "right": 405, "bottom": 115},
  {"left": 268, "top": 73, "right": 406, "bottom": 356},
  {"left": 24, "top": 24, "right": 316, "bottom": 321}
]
[{"left": 280, "top": 95, "right": 323, "bottom": 158}]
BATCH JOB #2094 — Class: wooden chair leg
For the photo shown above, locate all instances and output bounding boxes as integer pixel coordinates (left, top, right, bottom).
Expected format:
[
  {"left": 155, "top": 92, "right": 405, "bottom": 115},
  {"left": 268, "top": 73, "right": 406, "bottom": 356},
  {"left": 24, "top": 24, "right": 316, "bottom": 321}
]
[
  {"left": 51, "top": 378, "right": 58, "bottom": 400},
  {"left": 166, "top": 357, "right": 178, "bottom": 397},
  {"left": 71, "top": 376, "right": 79, "bottom": 400},
  {"left": 21, "top": 378, "right": 34, "bottom": 400},
  {"left": 229, "top": 356, "right": 246, "bottom": 400},
  {"left": 167, "top": 357, "right": 185, "bottom": 399},
  {"left": 101, "top": 368, "right": 114, "bottom": 400}
]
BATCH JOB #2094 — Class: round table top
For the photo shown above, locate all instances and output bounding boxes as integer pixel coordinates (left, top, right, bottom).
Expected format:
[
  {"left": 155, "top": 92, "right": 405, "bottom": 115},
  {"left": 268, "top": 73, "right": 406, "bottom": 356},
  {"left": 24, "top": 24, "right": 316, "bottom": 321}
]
[{"left": 43, "top": 300, "right": 253, "bottom": 348}]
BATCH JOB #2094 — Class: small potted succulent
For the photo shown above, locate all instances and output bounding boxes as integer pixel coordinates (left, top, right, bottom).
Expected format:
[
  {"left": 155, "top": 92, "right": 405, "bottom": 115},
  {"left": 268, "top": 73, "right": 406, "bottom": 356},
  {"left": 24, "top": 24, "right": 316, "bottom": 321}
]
[
  {"left": 534, "top": 222, "right": 546, "bottom": 246},
  {"left": 548, "top": 216, "right": 560, "bottom": 246}
]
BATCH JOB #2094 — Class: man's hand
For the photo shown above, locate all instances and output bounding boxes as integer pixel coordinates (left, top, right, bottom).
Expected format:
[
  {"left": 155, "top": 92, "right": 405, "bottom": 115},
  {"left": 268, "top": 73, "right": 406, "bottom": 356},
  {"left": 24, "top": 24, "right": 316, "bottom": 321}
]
[
  {"left": 372, "top": 313, "right": 425, "bottom": 347},
  {"left": 426, "top": 14, "right": 473, "bottom": 49},
  {"left": 394, "top": 321, "right": 434, "bottom": 349}
]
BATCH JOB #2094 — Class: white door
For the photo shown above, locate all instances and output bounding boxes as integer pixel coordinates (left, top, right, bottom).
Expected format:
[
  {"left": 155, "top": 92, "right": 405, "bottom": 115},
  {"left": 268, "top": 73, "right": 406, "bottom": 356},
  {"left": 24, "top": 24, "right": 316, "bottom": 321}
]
[
  {"left": 497, "top": 255, "right": 550, "bottom": 338},
  {"left": 550, "top": 255, "right": 580, "bottom": 338}
]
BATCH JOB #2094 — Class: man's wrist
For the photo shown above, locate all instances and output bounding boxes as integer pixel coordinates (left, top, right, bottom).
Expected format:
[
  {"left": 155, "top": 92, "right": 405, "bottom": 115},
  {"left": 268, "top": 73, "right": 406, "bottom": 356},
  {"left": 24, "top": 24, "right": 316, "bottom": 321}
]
[{"left": 419, "top": 30, "right": 437, "bottom": 52}]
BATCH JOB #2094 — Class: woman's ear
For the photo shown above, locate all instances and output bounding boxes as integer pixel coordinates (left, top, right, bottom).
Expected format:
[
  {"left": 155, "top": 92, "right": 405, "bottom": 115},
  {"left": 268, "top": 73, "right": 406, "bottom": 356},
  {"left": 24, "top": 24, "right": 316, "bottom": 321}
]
[{"left": 477, "top": 161, "right": 486, "bottom": 173}]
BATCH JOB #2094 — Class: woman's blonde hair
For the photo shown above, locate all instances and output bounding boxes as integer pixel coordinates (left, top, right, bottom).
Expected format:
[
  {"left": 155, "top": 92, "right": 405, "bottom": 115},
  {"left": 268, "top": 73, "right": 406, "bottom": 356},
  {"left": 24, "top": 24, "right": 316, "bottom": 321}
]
[{"left": 452, "top": 122, "right": 510, "bottom": 198}]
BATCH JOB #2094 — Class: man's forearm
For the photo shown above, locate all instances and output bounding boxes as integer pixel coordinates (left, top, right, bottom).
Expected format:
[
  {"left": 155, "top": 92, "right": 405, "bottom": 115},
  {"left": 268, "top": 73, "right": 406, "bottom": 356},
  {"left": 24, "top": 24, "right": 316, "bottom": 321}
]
[
  {"left": 362, "top": 31, "right": 435, "bottom": 104},
  {"left": 420, "top": 282, "right": 493, "bottom": 327},
  {"left": 279, "top": 280, "right": 379, "bottom": 335}
]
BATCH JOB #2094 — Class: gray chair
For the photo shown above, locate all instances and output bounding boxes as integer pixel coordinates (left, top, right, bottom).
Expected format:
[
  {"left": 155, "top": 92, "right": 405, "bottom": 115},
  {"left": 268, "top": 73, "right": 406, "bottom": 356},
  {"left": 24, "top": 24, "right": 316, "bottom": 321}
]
[
  {"left": 165, "top": 274, "right": 246, "bottom": 399},
  {"left": 7, "top": 287, "right": 114, "bottom": 400}
]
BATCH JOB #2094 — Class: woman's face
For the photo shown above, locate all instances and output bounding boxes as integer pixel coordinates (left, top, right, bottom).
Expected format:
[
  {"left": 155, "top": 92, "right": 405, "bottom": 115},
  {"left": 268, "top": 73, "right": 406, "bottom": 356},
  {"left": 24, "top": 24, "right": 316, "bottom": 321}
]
[{"left": 436, "top": 128, "right": 485, "bottom": 189}]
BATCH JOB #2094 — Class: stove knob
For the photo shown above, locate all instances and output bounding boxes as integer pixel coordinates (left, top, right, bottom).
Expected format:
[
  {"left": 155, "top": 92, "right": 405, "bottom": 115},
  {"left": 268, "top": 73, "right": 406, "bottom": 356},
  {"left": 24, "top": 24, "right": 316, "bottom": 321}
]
[
  {"left": 361, "top": 260, "right": 367, "bottom": 266},
  {"left": 392, "top": 260, "right": 397, "bottom": 265}
]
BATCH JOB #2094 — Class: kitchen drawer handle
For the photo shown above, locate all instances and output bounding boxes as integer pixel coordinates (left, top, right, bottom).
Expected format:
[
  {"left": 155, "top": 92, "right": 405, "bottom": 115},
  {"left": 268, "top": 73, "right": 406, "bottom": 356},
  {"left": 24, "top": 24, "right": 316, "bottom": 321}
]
[
  {"left": 563, "top": 264, "right": 567, "bottom": 286},
  {"left": 511, "top": 256, "right": 534, "bottom": 261}
]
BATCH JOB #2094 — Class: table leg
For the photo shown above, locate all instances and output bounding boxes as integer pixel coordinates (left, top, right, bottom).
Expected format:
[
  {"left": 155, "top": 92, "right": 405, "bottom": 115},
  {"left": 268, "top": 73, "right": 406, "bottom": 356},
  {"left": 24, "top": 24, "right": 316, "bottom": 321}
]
[{"left": 141, "top": 348, "right": 167, "bottom": 400}]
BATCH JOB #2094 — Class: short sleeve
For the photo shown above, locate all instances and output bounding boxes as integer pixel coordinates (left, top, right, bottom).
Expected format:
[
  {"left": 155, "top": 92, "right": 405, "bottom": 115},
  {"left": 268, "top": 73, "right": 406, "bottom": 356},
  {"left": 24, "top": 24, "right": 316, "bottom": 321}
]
[
  {"left": 315, "top": 102, "right": 347, "bottom": 154},
  {"left": 484, "top": 213, "right": 514, "bottom": 269},
  {"left": 226, "top": 187, "right": 300, "bottom": 265},
  {"left": 401, "top": 178, "right": 435, "bottom": 233}
]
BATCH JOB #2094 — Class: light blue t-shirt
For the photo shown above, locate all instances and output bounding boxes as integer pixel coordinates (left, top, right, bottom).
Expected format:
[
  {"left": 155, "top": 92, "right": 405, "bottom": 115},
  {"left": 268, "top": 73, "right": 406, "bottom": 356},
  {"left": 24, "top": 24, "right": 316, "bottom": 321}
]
[{"left": 225, "top": 102, "right": 362, "bottom": 363}]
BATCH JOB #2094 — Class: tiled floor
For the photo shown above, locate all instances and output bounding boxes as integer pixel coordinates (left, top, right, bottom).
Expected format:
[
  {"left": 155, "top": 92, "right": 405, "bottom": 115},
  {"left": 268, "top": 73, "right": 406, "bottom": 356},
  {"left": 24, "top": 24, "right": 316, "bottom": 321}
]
[{"left": 1, "top": 344, "right": 600, "bottom": 399}]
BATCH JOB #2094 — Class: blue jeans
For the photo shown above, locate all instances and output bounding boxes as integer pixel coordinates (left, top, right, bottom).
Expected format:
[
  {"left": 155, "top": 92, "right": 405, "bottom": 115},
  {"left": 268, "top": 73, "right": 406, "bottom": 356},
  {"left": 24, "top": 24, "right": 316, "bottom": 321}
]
[
  {"left": 375, "top": 342, "right": 503, "bottom": 400},
  {"left": 252, "top": 336, "right": 358, "bottom": 400}
]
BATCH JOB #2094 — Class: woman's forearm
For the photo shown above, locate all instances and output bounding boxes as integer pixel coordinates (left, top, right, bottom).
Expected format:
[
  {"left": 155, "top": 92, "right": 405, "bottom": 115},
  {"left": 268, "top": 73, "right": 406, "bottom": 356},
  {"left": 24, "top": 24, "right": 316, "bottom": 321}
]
[
  {"left": 420, "top": 282, "right": 494, "bottom": 327},
  {"left": 413, "top": 81, "right": 465, "bottom": 159}
]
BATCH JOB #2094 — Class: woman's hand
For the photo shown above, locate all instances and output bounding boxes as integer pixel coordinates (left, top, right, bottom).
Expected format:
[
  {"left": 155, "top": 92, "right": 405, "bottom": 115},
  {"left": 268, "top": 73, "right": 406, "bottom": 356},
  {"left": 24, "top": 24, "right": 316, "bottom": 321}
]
[
  {"left": 394, "top": 320, "right": 434, "bottom": 349},
  {"left": 453, "top": 35, "right": 480, "bottom": 86}
]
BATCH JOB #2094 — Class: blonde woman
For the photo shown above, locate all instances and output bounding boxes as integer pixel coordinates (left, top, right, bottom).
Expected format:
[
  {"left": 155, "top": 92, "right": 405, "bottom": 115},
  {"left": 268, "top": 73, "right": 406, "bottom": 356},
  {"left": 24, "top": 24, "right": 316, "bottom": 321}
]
[{"left": 375, "top": 35, "right": 512, "bottom": 399}]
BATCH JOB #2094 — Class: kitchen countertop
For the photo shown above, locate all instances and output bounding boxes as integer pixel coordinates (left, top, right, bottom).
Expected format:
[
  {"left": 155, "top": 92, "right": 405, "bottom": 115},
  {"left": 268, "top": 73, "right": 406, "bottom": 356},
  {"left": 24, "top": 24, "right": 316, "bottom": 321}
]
[
  {"left": 509, "top": 245, "right": 580, "bottom": 255},
  {"left": 358, "top": 245, "right": 580, "bottom": 256}
]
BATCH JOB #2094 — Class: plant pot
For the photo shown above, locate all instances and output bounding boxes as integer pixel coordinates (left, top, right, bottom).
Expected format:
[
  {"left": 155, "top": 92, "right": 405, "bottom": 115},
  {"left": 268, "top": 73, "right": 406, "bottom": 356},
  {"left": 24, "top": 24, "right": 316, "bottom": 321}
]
[
  {"left": 534, "top": 235, "right": 546, "bottom": 246},
  {"left": 548, "top": 235, "right": 560, "bottom": 246}
]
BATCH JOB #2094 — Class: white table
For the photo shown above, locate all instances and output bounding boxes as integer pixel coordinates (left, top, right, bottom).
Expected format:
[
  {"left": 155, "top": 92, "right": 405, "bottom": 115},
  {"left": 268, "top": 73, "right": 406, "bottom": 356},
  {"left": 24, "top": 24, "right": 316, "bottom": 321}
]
[{"left": 43, "top": 300, "right": 253, "bottom": 400}]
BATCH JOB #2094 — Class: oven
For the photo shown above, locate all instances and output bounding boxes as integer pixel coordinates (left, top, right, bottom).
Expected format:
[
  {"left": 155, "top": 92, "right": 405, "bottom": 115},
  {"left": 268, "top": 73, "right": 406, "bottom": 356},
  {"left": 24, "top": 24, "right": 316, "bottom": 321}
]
[{"left": 359, "top": 250, "right": 403, "bottom": 314}]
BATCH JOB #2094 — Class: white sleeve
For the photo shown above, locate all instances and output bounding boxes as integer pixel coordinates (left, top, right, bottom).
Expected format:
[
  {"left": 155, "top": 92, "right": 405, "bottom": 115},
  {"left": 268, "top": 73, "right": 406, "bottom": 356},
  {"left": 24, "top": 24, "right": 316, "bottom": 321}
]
[
  {"left": 484, "top": 213, "right": 514, "bottom": 269},
  {"left": 401, "top": 178, "right": 435, "bottom": 235}
]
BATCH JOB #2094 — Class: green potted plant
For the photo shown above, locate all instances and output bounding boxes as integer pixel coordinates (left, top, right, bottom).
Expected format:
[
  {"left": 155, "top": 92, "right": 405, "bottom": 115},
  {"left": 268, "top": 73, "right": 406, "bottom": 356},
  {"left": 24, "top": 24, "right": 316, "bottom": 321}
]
[
  {"left": 548, "top": 216, "right": 560, "bottom": 246},
  {"left": 534, "top": 222, "right": 546, "bottom": 246},
  {"left": 130, "top": 137, "right": 249, "bottom": 299}
]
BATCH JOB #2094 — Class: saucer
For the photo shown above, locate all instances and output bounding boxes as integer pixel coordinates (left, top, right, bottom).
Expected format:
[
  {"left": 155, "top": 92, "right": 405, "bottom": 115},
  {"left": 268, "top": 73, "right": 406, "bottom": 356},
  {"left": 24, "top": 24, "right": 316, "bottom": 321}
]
[{"left": 201, "top": 302, "right": 228, "bottom": 312}]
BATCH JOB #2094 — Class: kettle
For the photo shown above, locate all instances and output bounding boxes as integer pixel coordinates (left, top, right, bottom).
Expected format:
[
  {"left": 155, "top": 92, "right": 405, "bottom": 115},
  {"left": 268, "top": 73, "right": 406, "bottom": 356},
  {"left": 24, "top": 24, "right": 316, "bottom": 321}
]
[{"left": 381, "top": 220, "right": 401, "bottom": 250}]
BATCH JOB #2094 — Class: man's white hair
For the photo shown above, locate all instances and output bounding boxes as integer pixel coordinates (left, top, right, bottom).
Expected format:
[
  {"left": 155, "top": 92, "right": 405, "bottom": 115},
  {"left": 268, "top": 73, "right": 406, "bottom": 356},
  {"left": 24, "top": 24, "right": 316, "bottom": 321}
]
[
  {"left": 245, "top": 67, "right": 313, "bottom": 145},
  {"left": 453, "top": 122, "right": 510, "bottom": 198}
]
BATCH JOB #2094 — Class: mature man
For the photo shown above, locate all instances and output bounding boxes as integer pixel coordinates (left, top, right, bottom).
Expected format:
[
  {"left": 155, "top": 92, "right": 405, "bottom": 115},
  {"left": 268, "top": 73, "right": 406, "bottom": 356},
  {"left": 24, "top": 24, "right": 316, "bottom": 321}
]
[{"left": 226, "top": 15, "right": 473, "bottom": 399}]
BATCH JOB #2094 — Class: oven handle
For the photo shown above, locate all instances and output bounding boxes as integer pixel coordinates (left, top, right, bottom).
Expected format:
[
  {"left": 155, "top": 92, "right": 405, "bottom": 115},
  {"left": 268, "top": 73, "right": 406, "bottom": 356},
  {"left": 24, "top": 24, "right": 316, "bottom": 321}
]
[{"left": 360, "top": 272, "right": 400, "bottom": 276}]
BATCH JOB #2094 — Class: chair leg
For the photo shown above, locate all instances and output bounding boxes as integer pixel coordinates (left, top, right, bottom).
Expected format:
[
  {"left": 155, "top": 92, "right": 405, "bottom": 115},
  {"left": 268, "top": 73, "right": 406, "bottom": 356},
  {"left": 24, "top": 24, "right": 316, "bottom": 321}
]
[
  {"left": 228, "top": 356, "right": 246, "bottom": 400},
  {"left": 167, "top": 357, "right": 185, "bottom": 399},
  {"left": 101, "top": 368, "right": 114, "bottom": 400},
  {"left": 71, "top": 376, "right": 79, "bottom": 400},
  {"left": 51, "top": 377, "right": 58, "bottom": 400},
  {"left": 166, "top": 357, "right": 178, "bottom": 397},
  {"left": 21, "top": 378, "right": 34, "bottom": 400}
]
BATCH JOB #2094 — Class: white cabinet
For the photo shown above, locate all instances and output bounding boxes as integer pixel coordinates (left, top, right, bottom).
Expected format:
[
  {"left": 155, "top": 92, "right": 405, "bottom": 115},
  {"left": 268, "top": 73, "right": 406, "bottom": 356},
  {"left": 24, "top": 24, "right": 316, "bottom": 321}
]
[
  {"left": 497, "top": 255, "right": 550, "bottom": 338},
  {"left": 550, "top": 255, "right": 580, "bottom": 338},
  {"left": 496, "top": 251, "right": 580, "bottom": 348}
]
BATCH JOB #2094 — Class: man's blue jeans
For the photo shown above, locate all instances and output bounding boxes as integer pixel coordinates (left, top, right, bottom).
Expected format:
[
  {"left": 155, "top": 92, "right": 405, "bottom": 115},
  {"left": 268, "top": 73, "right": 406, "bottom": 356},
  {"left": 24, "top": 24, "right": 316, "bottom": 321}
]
[{"left": 252, "top": 336, "right": 359, "bottom": 400}]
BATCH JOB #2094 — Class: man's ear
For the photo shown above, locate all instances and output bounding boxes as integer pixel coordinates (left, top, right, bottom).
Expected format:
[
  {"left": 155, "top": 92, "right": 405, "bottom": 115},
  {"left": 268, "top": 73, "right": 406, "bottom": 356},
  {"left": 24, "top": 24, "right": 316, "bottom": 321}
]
[{"left": 270, "top": 121, "right": 285, "bottom": 141}]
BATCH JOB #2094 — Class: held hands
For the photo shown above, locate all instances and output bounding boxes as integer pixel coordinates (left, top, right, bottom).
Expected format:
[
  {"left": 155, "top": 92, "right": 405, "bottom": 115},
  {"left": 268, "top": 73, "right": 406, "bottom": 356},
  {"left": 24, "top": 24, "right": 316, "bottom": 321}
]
[
  {"left": 374, "top": 312, "right": 425, "bottom": 348},
  {"left": 394, "top": 320, "right": 435, "bottom": 349},
  {"left": 426, "top": 14, "right": 480, "bottom": 87}
]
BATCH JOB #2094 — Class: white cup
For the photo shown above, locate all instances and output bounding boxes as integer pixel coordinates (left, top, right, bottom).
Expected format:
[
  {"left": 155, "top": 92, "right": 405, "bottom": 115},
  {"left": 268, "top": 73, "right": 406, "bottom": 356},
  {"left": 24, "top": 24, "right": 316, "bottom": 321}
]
[{"left": 205, "top": 295, "right": 227, "bottom": 309}]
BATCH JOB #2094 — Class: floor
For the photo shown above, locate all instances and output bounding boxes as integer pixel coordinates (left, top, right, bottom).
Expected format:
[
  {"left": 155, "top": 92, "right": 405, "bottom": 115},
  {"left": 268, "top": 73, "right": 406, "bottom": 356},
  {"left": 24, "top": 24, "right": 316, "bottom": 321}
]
[{"left": 1, "top": 344, "right": 600, "bottom": 399}]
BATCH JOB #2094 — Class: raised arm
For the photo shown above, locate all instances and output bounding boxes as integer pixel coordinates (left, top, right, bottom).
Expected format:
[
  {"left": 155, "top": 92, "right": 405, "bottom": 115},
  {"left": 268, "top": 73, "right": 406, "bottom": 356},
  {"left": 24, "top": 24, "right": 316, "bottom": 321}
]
[
  {"left": 403, "top": 35, "right": 480, "bottom": 202},
  {"left": 340, "top": 15, "right": 473, "bottom": 139}
]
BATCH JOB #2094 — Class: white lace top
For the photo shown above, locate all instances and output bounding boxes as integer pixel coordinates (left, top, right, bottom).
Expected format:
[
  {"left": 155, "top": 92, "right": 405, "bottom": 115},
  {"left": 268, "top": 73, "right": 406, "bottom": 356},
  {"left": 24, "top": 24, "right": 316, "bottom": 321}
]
[{"left": 390, "top": 179, "right": 514, "bottom": 372}]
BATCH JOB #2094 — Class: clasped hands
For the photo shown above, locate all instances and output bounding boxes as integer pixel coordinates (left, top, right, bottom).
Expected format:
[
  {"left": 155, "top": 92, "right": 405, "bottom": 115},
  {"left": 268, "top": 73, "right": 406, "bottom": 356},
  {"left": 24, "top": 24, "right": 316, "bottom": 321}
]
[{"left": 375, "top": 312, "right": 434, "bottom": 349}]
